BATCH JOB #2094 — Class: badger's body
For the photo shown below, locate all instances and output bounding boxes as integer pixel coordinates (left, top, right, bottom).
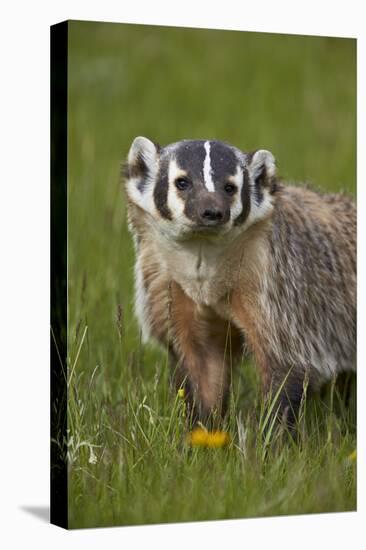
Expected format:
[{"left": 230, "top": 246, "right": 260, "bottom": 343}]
[{"left": 125, "top": 137, "right": 356, "bottom": 425}]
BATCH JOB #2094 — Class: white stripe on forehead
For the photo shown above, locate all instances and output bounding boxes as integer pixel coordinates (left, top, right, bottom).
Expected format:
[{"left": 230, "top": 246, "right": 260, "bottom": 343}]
[{"left": 203, "top": 141, "right": 215, "bottom": 193}]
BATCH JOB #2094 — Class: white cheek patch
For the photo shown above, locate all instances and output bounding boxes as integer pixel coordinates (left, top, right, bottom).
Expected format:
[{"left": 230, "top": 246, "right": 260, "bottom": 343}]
[
  {"left": 167, "top": 159, "right": 186, "bottom": 218},
  {"left": 203, "top": 141, "right": 215, "bottom": 192},
  {"left": 229, "top": 165, "right": 244, "bottom": 221}
]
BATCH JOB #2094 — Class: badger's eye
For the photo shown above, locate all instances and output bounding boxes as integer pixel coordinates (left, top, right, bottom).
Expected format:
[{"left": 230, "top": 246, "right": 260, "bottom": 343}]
[
  {"left": 224, "top": 183, "right": 237, "bottom": 195},
  {"left": 175, "top": 177, "right": 191, "bottom": 191}
]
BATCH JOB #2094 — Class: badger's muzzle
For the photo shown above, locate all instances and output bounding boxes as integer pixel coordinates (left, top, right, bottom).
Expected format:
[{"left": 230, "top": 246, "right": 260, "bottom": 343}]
[
  {"left": 200, "top": 207, "right": 224, "bottom": 225},
  {"left": 197, "top": 196, "right": 229, "bottom": 226}
]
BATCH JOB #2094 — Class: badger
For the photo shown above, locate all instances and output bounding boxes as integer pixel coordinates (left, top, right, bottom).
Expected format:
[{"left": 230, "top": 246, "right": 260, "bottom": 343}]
[{"left": 124, "top": 136, "right": 356, "bottom": 427}]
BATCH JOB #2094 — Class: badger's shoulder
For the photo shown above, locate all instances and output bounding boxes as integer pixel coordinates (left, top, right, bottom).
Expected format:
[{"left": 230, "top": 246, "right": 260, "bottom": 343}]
[
  {"left": 268, "top": 182, "right": 356, "bottom": 287},
  {"left": 271, "top": 183, "right": 355, "bottom": 231}
]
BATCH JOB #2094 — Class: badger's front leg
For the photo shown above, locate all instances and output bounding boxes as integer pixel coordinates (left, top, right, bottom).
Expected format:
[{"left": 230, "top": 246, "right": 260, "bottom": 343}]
[
  {"left": 169, "top": 282, "right": 242, "bottom": 427},
  {"left": 170, "top": 284, "right": 247, "bottom": 426},
  {"left": 144, "top": 274, "right": 241, "bottom": 426}
]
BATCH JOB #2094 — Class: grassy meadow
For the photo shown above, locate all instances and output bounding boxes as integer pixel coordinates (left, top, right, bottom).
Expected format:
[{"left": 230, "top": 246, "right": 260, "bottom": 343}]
[{"left": 65, "top": 21, "right": 356, "bottom": 528}]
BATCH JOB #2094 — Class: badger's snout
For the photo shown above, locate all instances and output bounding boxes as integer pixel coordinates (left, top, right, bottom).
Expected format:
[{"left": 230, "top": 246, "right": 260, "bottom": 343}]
[
  {"left": 193, "top": 194, "right": 229, "bottom": 227},
  {"left": 200, "top": 206, "right": 224, "bottom": 225}
]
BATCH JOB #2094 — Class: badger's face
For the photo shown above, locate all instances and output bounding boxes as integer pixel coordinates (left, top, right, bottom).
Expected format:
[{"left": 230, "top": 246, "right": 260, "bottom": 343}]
[{"left": 125, "top": 137, "right": 277, "bottom": 241}]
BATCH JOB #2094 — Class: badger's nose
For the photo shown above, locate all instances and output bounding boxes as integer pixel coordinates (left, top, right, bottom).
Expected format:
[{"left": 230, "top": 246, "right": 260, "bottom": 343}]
[{"left": 201, "top": 208, "right": 224, "bottom": 224}]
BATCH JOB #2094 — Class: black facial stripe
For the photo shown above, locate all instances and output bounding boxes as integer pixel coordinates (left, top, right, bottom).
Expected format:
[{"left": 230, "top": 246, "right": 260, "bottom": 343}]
[
  {"left": 153, "top": 159, "right": 172, "bottom": 220},
  {"left": 174, "top": 140, "right": 206, "bottom": 182},
  {"left": 234, "top": 166, "right": 251, "bottom": 225},
  {"left": 209, "top": 141, "right": 238, "bottom": 183}
]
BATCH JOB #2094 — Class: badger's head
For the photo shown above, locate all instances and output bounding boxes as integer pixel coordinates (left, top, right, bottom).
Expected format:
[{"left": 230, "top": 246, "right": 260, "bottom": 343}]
[{"left": 125, "top": 137, "right": 277, "bottom": 241}]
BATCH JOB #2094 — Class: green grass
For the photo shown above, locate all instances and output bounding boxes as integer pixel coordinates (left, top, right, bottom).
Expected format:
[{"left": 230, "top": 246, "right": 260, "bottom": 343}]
[{"left": 65, "top": 21, "right": 356, "bottom": 528}]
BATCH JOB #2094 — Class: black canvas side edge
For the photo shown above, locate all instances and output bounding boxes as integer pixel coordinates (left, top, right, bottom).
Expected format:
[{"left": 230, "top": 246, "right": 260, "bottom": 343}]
[{"left": 50, "top": 21, "right": 68, "bottom": 529}]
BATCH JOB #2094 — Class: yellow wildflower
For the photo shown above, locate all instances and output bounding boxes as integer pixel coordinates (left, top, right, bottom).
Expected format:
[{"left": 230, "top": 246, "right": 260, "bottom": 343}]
[
  {"left": 187, "top": 428, "right": 231, "bottom": 448},
  {"left": 348, "top": 449, "right": 357, "bottom": 462},
  {"left": 177, "top": 388, "right": 185, "bottom": 399}
]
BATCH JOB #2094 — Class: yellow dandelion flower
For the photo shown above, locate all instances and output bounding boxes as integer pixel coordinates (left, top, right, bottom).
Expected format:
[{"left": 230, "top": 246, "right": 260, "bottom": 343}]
[
  {"left": 187, "top": 428, "right": 231, "bottom": 448},
  {"left": 177, "top": 388, "right": 185, "bottom": 399}
]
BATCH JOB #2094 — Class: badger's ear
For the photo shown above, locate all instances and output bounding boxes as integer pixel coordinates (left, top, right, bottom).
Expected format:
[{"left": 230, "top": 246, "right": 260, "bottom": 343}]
[
  {"left": 125, "top": 137, "right": 160, "bottom": 212},
  {"left": 247, "top": 149, "right": 276, "bottom": 192},
  {"left": 127, "top": 136, "right": 159, "bottom": 183}
]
